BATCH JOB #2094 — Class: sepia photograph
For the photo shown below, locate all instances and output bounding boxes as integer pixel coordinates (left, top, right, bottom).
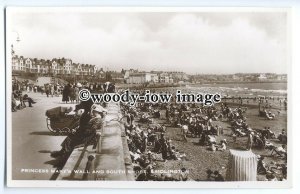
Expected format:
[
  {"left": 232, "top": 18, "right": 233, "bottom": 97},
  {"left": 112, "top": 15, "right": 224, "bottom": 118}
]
[{"left": 5, "top": 7, "right": 290, "bottom": 188}]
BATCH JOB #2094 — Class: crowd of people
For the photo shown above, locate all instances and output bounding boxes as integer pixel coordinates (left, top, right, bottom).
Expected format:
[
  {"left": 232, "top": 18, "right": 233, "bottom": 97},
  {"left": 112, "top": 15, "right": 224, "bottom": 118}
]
[
  {"left": 10, "top": 76, "right": 288, "bottom": 181},
  {"left": 11, "top": 80, "right": 109, "bottom": 112},
  {"left": 119, "top": 88, "right": 288, "bottom": 181},
  {"left": 12, "top": 82, "right": 37, "bottom": 111},
  {"left": 121, "top": 102, "right": 189, "bottom": 181},
  {"left": 42, "top": 83, "right": 288, "bottom": 181}
]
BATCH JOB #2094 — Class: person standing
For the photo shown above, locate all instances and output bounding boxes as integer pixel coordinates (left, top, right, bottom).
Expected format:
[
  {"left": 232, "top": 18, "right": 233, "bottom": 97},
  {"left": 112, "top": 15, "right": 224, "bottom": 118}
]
[
  {"left": 45, "top": 84, "right": 50, "bottom": 97},
  {"left": 160, "top": 133, "right": 168, "bottom": 161},
  {"left": 62, "top": 85, "right": 70, "bottom": 103},
  {"left": 69, "top": 85, "right": 76, "bottom": 103},
  {"left": 74, "top": 86, "right": 79, "bottom": 103},
  {"left": 50, "top": 84, "right": 55, "bottom": 97},
  {"left": 182, "top": 124, "right": 188, "bottom": 142},
  {"left": 247, "top": 132, "right": 254, "bottom": 150},
  {"left": 165, "top": 107, "right": 169, "bottom": 121}
]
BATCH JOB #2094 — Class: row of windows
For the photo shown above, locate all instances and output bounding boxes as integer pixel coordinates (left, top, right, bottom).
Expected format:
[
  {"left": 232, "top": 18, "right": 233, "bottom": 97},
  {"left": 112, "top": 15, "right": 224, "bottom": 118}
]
[
  {"left": 12, "top": 64, "right": 95, "bottom": 71},
  {"left": 12, "top": 61, "right": 96, "bottom": 70},
  {"left": 12, "top": 67, "right": 96, "bottom": 75}
]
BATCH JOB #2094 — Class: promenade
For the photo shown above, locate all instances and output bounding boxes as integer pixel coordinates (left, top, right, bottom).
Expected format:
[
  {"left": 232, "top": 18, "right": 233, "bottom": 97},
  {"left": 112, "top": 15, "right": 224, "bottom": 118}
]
[{"left": 11, "top": 92, "right": 72, "bottom": 180}]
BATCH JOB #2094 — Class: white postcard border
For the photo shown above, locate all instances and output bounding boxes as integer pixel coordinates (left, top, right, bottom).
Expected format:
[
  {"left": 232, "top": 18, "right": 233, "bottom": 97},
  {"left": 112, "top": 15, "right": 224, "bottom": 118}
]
[{"left": 5, "top": 6, "right": 293, "bottom": 188}]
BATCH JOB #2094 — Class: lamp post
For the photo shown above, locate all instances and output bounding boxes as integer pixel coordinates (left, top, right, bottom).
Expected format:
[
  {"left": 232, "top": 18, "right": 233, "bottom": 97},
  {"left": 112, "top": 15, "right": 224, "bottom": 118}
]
[
  {"left": 11, "top": 31, "right": 21, "bottom": 79},
  {"left": 11, "top": 31, "right": 21, "bottom": 57}
]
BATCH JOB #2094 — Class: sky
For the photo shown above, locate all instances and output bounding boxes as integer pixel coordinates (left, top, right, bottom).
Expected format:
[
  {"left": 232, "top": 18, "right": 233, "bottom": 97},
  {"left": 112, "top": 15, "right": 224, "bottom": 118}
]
[{"left": 7, "top": 9, "right": 288, "bottom": 74}]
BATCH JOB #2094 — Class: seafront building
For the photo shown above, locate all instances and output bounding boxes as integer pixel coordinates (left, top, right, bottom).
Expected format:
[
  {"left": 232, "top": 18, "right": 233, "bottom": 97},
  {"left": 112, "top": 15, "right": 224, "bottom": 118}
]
[
  {"left": 11, "top": 54, "right": 189, "bottom": 84},
  {"left": 11, "top": 53, "right": 285, "bottom": 84},
  {"left": 124, "top": 70, "right": 188, "bottom": 84},
  {"left": 12, "top": 55, "right": 97, "bottom": 77}
]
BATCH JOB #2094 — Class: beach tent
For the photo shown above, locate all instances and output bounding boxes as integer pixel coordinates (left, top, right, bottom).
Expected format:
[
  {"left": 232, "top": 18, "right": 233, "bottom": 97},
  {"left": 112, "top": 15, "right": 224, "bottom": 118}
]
[{"left": 226, "top": 149, "right": 257, "bottom": 181}]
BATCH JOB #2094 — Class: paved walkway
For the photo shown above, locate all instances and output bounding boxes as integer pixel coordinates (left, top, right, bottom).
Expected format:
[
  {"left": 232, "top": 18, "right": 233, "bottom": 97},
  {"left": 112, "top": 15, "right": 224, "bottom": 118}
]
[{"left": 11, "top": 93, "right": 75, "bottom": 180}]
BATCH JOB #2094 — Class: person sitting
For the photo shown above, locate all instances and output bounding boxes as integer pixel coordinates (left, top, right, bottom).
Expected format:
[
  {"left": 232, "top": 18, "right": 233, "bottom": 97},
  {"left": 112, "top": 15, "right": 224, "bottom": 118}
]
[
  {"left": 199, "top": 132, "right": 206, "bottom": 146},
  {"left": 232, "top": 133, "right": 237, "bottom": 142},
  {"left": 12, "top": 90, "right": 24, "bottom": 110},
  {"left": 22, "top": 94, "right": 37, "bottom": 107},
  {"left": 207, "top": 135, "right": 217, "bottom": 145},
  {"left": 271, "top": 144, "right": 286, "bottom": 158},
  {"left": 265, "top": 172, "right": 278, "bottom": 181},
  {"left": 153, "top": 135, "right": 162, "bottom": 153},
  {"left": 266, "top": 111, "right": 275, "bottom": 120},
  {"left": 214, "top": 171, "right": 225, "bottom": 181},
  {"left": 174, "top": 149, "right": 181, "bottom": 160},
  {"left": 253, "top": 134, "right": 264, "bottom": 149},
  {"left": 257, "top": 156, "right": 267, "bottom": 174},
  {"left": 278, "top": 129, "right": 287, "bottom": 144},
  {"left": 179, "top": 168, "right": 188, "bottom": 181},
  {"left": 234, "top": 128, "right": 247, "bottom": 137},
  {"left": 206, "top": 169, "right": 215, "bottom": 181},
  {"left": 266, "top": 127, "right": 276, "bottom": 139},
  {"left": 11, "top": 93, "right": 18, "bottom": 112},
  {"left": 265, "top": 141, "right": 274, "bottom": 150},
  {"left": 163, "top": 173, "right": 175, "bottom": 181},
  {"left": 281, "top": 164, "right": 287, "bottom": 179},
  {"left": 50, "top": 100, "right": 101, "bottom": 158},
  {"left": 217, "top": 139, "right": 227, "bottom": 151},
  {"left": 153, "top": 110, "right": 161, "bottom": 118},
  {"left": 209, "top": 142, "right": 217, "bottom": 152}
]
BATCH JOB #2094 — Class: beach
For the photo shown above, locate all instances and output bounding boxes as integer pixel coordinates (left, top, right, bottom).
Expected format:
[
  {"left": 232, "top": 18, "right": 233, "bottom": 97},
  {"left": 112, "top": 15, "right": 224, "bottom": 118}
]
[{"left": 130, "top": 82, "right": 287, "bottom": 181}]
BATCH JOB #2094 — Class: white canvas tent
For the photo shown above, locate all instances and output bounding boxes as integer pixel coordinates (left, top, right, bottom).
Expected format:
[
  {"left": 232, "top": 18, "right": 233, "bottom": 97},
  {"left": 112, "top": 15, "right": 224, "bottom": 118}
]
[{"left": 226, "top": 149, "right": 257, "bottom": 181}]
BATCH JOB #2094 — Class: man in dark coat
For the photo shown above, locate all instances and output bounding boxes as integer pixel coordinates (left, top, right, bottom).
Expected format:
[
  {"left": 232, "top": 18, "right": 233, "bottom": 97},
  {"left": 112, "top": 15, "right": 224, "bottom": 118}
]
[
  {"left": 160, "top": 133, "right": 168, "bottom": 161},
  {"left": 51, "top": 99, "right": 94, "bottom": 158},
  {"left": 62, "top": 84, "right": 71, "bottom": 103},
  {"left": 45, "top": 84, "right": 50, "bottom": 97}
]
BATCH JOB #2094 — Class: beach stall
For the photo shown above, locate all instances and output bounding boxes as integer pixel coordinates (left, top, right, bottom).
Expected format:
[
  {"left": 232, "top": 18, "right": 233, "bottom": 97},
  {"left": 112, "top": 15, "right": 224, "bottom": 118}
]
[{"left": 226, "top": 149, "right": 257, "bottom": 181}]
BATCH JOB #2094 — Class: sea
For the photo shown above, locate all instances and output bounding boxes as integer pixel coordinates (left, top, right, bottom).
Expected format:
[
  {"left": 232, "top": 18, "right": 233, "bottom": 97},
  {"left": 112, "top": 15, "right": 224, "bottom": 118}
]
[
  {"left": 144, "top": 82, "right": 287, "bottom": 98},
  {"left": 183, "top": 82, "right": 287, "bottom": 98}
]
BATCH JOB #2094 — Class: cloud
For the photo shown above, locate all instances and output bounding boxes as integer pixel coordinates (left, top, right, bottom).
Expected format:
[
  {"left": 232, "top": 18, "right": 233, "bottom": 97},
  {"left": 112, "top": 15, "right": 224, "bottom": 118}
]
[{"left": 9, "top": 11, "right": 287, "bottom": 74}]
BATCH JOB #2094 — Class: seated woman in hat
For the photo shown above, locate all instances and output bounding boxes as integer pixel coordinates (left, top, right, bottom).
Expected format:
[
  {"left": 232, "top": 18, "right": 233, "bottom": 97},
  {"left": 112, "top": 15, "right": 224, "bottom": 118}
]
[
  {"left": 86, "top": 104, "right": 107, "bottom": 135},
  {"left": 51, "top": 101, "right": 106, "bottom": 158}
]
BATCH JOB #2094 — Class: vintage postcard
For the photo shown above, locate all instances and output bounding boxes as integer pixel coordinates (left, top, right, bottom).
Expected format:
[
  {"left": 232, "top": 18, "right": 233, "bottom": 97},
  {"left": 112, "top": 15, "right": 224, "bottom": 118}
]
[{"left": 6, "top": 7, "right": 291, "bottom": 188}]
